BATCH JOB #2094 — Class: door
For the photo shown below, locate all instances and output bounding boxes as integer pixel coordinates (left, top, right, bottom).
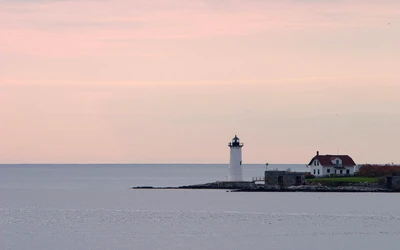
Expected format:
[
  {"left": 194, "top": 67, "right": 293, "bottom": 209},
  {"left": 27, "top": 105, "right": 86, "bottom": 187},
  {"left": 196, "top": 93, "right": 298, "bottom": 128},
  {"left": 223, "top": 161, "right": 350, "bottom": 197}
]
[
  {"left": 278, "top": 176, "right": 284, "bottom": 186},
  {"left": 295, "top": 176, "right": 302, "bottom": 186},
  {"left": 386, "top": 177, "right": 393, "bottom": 188}
]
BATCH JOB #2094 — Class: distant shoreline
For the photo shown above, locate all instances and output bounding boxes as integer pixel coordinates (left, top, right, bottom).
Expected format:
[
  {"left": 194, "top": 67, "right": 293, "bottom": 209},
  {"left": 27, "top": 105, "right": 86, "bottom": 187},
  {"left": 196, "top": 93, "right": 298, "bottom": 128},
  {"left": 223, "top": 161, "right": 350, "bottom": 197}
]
[{"left": 132, "top": 181, "right": 398, "bottom": 193}]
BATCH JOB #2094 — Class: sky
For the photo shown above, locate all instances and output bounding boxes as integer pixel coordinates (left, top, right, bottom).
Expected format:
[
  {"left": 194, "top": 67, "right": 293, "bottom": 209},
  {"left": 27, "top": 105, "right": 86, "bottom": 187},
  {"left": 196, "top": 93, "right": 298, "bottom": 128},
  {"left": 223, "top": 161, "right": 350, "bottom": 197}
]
[{"left": 1, "top": 0, "right": 399, "bottom": 164}]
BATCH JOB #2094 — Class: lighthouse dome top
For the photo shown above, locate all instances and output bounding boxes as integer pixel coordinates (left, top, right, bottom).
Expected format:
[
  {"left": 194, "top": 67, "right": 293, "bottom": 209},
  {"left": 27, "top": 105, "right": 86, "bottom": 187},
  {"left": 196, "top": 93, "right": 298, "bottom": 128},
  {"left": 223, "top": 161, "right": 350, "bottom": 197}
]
[{"left": 229, "top": 135, "right": 243, "bottom": 148}]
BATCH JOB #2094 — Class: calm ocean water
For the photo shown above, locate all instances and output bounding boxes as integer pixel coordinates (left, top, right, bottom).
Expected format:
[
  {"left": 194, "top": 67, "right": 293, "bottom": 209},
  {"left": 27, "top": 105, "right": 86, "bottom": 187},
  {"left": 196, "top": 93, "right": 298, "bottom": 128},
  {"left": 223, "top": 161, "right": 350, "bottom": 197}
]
[{"left": 1, "top": 164, "right": 399, "bottom": 250}]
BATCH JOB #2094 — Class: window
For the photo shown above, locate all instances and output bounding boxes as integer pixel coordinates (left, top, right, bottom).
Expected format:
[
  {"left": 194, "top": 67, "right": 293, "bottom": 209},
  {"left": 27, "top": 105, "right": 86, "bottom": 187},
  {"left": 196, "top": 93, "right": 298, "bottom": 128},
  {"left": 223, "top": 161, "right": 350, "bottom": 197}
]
[
  {"left": 327, "top": 169, "right": 331, "bottom": 174},
  {"left": 317, "top": 169, "right": 320, "bottom": 175},
  {"left": 340, "top": 170, "right": 343, "bottom": 174},
  {"left": 336, "top": 159, "right": 339, "bottom": 165},
  {"left": 314, "top": 169, "right": 316, "bottom": 175},
  {"left": 346, "top": 169, "right": 350, "bottom": 174}
]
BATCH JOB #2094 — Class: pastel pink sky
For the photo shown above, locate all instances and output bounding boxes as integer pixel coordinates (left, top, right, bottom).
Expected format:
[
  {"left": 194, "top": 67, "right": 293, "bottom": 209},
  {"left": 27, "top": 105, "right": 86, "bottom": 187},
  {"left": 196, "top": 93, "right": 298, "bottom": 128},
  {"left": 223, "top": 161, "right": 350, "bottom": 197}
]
[{"left": 1, "top": 0, "right": 399, "bottom": 164}]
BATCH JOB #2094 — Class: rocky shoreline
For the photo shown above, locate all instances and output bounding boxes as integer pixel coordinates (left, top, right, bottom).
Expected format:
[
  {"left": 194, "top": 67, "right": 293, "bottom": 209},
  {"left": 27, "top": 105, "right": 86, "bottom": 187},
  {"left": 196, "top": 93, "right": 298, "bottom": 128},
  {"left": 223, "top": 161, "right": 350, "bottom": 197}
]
[{"left": 132, "top": 181, "right": 398, "bottom": 193}]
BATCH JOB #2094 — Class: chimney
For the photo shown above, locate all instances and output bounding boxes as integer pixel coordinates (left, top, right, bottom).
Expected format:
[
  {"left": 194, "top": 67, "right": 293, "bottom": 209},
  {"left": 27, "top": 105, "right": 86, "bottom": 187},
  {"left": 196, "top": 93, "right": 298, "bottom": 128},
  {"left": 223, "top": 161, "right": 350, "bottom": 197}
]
[{"left": 317, "top": 151, "right": 319, "bottom": 156}]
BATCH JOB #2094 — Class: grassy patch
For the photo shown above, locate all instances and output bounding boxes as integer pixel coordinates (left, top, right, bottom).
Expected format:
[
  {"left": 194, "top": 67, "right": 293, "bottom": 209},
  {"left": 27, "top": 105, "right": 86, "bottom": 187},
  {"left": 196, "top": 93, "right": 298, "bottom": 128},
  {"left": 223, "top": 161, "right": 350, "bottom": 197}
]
[{"left": 307, "top": 177, "right": 378, "bottom": 183}]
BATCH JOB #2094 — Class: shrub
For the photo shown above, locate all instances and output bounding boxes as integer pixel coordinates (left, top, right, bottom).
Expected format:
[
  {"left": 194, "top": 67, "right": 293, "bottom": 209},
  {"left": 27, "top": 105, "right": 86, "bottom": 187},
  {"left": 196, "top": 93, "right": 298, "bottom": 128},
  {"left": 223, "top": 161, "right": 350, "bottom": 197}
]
[
  {"left": 358, "top": 164, "right": 400, "bottom": 177},
  {"left": 304, "top": 173, "right": 315, "bottom": 179}
]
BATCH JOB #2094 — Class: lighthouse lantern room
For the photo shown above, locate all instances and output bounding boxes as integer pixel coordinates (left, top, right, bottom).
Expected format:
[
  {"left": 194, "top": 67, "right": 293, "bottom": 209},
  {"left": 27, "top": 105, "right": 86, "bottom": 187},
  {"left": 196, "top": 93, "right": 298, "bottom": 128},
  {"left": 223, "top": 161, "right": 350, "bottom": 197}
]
[{"left": 228, "top": 135, "right": 244, "bottom": 181}]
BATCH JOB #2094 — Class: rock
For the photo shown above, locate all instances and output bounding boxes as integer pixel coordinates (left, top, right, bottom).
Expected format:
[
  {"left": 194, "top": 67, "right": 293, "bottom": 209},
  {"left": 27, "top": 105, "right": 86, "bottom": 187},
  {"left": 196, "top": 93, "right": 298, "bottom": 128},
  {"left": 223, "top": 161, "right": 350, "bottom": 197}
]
[
  {"left": 133, "top": 186, "right": 154, "bottom": 189},
  {"left": 132, "top": 182, "right": 395, "bottom": 192}
]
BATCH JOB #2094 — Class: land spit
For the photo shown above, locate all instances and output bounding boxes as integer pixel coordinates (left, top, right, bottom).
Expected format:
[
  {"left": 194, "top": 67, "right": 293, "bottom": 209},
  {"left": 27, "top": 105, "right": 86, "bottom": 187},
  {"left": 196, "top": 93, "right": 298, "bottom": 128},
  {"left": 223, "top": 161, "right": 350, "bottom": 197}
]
[{"left": 132, "top": 181, "right": 398, "bottom": 193}]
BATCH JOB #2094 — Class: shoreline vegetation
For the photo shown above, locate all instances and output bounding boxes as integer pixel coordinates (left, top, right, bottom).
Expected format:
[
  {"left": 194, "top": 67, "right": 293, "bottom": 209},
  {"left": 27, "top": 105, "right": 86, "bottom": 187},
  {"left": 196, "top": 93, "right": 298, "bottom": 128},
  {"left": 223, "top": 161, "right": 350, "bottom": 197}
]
[
  {"left": 306, "top": 176, "right": 379, "bottom": 183},
  {"left": 357, "top": 164, "right": 400, "bottom": 177}
]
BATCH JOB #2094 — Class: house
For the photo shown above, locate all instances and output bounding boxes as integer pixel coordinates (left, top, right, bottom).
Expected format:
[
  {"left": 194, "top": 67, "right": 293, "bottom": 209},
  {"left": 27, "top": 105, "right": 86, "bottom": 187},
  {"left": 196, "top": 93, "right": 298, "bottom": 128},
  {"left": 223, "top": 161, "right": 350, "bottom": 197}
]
[{"left": 308, "top": 151, "right": 357, "bottom": 177}]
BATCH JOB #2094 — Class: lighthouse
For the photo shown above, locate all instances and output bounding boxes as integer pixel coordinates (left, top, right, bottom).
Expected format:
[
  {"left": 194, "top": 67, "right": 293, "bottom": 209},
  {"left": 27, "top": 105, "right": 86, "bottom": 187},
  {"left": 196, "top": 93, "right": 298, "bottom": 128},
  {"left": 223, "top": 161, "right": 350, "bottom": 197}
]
[{"left": 228, "top": 135, "right": 244, "bottom": 181}]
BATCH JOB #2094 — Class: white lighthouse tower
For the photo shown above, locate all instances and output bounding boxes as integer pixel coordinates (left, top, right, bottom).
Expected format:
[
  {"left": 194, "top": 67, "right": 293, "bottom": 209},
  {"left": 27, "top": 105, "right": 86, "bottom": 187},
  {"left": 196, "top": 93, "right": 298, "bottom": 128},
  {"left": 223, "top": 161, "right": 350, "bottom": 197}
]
[{"left": 228, "top": 135, "right": 244, "bottom": 182}]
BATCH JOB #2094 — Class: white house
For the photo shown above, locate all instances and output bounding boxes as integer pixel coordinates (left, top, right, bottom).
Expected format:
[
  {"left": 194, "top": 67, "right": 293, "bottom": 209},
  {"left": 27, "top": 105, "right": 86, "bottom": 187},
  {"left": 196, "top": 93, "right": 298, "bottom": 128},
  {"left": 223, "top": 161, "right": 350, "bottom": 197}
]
[{"left": 308, "top": 151, "right": 357, "bottom": 177}]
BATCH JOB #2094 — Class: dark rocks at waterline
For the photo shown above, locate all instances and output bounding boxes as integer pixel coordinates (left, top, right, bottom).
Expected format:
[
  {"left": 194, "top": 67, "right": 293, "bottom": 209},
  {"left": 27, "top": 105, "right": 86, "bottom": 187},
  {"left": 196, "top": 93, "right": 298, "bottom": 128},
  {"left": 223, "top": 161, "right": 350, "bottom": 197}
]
[
  {"left": 133, "top": 186, "right": 176, "bottom": 189},
  {"left": 132, "top": 181, "right": 397, "bottom": 192},
  {"left": 180, "top": 181, "right": 260, "bottom": 190},
  {"left": 235, "top": 185, "right": 393, "bottom": 193},
  {"left": 132, "top": 182, "right": 258, "bottom": 190}
]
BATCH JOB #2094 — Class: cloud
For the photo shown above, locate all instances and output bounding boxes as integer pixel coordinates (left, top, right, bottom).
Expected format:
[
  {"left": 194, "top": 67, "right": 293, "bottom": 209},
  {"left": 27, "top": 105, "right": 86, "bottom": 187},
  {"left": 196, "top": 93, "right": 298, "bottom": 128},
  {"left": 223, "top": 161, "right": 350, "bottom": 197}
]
[
  {"left": 1, "top": 0, "right": 400, "bottom": 163},
  {"left": 1, "top": 0, "right": 399, "bottom": 57}
]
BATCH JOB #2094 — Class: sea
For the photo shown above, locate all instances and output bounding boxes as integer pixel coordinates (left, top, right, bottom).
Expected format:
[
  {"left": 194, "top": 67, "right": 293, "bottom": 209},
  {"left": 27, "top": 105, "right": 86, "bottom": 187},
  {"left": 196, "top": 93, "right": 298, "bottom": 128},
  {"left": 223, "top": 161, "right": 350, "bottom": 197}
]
[{"left": 1, "top": 163, "right": 399, "bottom": 250}]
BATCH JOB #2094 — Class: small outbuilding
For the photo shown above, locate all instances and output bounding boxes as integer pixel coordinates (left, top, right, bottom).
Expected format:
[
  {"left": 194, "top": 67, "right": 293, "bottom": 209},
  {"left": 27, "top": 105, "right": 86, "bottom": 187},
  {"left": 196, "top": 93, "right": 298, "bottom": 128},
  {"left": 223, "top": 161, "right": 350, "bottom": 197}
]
[
  {"left": 264, "top": 171, "right": 305, "bottom": 187},
  {"left": 386, "top": 176, "right": 400, "bottom": 189}
]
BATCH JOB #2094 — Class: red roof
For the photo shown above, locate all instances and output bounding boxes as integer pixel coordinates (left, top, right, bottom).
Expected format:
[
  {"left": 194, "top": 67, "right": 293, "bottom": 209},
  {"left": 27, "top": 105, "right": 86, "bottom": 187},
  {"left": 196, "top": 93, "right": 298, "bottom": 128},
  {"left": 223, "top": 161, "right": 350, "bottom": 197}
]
[{"left": 308, "top": 154, "right": 356, "bottom": 167}]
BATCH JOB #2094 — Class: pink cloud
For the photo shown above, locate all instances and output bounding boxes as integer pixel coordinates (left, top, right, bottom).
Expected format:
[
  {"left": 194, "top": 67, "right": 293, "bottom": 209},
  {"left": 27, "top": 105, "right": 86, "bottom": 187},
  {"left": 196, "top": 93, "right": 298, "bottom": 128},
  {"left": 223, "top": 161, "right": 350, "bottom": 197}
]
[
  {"left": 1, "top": 1, "right": 400, "bottom": 163},
  {"left": 1, "top": 0, "right": 399, "bottom": 57}
]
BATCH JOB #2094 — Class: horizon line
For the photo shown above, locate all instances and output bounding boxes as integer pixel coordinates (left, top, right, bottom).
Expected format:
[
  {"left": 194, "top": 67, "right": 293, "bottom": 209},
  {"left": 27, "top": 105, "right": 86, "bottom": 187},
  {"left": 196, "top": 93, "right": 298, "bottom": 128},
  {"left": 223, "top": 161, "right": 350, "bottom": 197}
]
[{"left": 0, "top": 162, "right": 306, "bottom": 165}]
